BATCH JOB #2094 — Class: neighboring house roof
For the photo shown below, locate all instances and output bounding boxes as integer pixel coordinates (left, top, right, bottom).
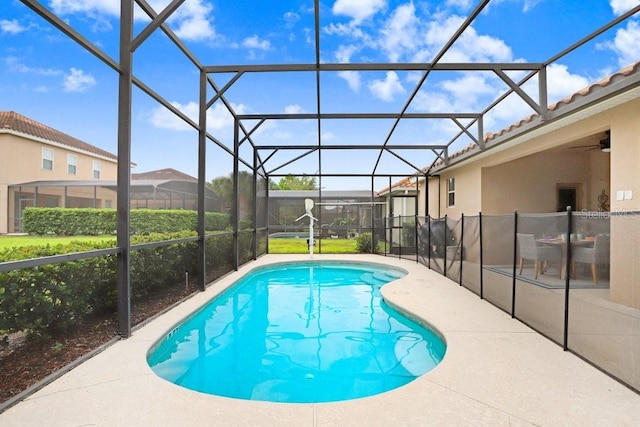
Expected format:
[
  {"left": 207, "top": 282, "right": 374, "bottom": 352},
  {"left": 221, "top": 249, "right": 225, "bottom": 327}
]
[
  {"left": 132, "top": 168, "right": 197, "bottom": 182},
  {"left": 376, "top": 176, "right": 420, "bottom": 196},
  {"left": 424, "top": 60, "right": 640, "bottom": 174},
  {"left": 0, "top": 110, "right": 118, "bottom": 161}
]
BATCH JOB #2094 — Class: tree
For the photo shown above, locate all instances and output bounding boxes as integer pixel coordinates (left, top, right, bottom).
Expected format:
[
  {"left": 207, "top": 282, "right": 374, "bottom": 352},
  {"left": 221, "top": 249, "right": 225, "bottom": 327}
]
[
  {"left": 208, "top": 175, "right": 232, "bottom": 212},
  {"left": 208, "top": 171, "right": 255, "bottom": 214},
  {"left": 275, "top": 174, "right": 318, "bottom": 190}
]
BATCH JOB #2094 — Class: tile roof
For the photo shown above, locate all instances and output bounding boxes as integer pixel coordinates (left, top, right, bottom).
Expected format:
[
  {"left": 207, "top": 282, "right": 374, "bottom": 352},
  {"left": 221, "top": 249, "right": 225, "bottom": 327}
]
[
  {"left": 131, "top": 168, "right": 197, "bottom": 182},
  {"left": 0, "top": 110, "right": 117, "bottom": 161},
  {"left": 429, "top": 60, "right": 640, "bottom": 171}
]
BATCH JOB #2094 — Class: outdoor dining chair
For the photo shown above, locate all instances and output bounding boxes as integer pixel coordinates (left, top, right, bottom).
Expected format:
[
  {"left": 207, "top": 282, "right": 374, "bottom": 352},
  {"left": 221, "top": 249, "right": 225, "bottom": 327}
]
[
  {"left": 517, "top": 233, "right": 562, "bottom": 279},
  {"left": 572, "top": 234, "right": 610, "bottom": 284}
]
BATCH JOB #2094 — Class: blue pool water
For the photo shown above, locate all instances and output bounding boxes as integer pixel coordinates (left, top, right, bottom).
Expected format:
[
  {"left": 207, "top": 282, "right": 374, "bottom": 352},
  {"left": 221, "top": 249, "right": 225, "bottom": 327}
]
[{"left": 147, "top": 261, "right": 446, "bottom": 403}]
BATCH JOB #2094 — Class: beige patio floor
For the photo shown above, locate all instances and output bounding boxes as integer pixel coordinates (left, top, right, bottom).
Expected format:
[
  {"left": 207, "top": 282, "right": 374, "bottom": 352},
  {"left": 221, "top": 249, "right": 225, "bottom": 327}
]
[{"left": 1, "top": 254, "right": 638, "bottom": 426}]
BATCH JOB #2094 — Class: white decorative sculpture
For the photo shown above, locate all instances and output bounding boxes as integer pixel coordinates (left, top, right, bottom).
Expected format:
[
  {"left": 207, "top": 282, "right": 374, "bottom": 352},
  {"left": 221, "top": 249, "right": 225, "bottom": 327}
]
[{"left": 295, "top": 198, "right": 318, "bottom": 258}]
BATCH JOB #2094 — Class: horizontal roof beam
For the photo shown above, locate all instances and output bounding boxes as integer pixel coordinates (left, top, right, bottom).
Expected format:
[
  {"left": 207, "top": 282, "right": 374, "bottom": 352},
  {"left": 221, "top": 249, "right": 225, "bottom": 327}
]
[
  {"left": 238, "top": 113, "right": 480, "bottom": 120},
  {"left": 205, "top": 62, "right": 544, "bottom": 73},
  {"left": 258, "top": 144, "right": 448, "bottom": 150}
]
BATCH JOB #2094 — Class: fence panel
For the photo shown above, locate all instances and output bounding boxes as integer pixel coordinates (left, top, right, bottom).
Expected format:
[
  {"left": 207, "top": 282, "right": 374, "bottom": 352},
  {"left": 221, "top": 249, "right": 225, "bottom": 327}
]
[
  {"left": 481, "top": 214, "right": 514, "bottom": 313},
  {"left": 514, "top": 212, "right": 567, "bottom": 345},
  {"left": 461, "top": 215, "right": 481, "bottom": 295},
  {"left": 445, "top": 216, "right": 462, "bottom": 282},
  {"left": 567, "top": 213, "right": 639, "bottom": 390}
]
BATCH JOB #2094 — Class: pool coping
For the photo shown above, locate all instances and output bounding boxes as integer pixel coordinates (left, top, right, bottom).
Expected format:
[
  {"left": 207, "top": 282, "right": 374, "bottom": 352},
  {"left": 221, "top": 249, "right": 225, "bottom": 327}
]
[{"left": 1, "top": 254, "right": 639, "bottom": 426}]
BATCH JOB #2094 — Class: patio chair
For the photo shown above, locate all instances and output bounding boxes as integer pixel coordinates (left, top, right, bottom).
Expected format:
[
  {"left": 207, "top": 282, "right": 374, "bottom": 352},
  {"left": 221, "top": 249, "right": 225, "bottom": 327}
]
[
  {"left": 572, "top": 234, "right": 610, "bottom": 284},
  {"left": 517, "top": 233, "right": 562, "bottom": 279}
]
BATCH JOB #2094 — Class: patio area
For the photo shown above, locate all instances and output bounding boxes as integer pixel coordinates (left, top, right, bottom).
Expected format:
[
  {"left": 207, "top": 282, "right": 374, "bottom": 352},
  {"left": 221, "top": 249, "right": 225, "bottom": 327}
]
[{"left": 1, "top": 254, "right": 638, "bottom": 426}]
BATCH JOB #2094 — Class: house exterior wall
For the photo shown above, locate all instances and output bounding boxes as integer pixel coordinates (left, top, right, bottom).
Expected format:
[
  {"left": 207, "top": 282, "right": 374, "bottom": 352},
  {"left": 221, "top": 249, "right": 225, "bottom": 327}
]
[
  {"left": 419, "top": 97, "right": 639, "bottom": 308},
  {"left": 608, "top": 98, "right": 640, "bottom": 307},
  {"left": 480, "top": 150, "right": 608, "bottom": 214},
  {"left": 0, "top": 132, "right": 117, "bottom": 233}
]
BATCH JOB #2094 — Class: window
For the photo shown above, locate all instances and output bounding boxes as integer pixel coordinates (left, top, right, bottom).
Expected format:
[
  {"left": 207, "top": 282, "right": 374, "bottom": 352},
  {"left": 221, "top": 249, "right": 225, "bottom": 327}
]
[
  {"left": 104, "top": 199, "right": 113, "bottom": 209},
  {"left": 447, "top": 177, "right": 455, "bottom": 207},
  {"left": 42, "top": 148, "right": 54, "bottom": 171},
  {"left": 67, "top": 154, "right": 77, "bottom": 175},
  {"left": 92, "top": 161, "right": 101, "bottom": 179}
]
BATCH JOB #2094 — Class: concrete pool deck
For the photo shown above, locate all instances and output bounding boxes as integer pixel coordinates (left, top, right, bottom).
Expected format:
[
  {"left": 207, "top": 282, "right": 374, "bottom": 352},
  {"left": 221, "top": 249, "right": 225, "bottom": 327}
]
[{"left": 1, "top": 254, "right": 639, "bottom": 426}]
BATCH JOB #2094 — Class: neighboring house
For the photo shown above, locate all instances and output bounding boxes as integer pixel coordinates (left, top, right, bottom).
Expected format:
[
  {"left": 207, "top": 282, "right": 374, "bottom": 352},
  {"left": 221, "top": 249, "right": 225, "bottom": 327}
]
[
  {"left": 382, "top": 61, "right": 640, "bottom": 308},
  {"left": 0, "top": 111, "right": 118, "bottom": 234},
  {"left": 130, "top": 168, "right": 221, "bottom": 212},
  {"left": 0, "top": 111, "right": 220, "bottom": 234}
]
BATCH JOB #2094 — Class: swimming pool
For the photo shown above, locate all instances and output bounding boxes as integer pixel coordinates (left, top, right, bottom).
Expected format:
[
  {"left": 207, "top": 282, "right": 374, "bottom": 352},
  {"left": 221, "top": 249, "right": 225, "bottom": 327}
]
[{"left": 147, "top": 261, "right": 446, "bottom": 403}]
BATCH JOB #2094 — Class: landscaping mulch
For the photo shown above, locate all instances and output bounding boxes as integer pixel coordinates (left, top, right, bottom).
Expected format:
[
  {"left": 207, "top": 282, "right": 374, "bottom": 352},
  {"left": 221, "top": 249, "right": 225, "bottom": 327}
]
[{"left": 0, "top": 284, "right": 199, "bottom": 406}]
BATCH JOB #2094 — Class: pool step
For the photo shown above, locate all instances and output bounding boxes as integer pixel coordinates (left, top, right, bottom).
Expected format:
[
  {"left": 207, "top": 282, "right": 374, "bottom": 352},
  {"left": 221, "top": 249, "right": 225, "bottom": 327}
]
[{"left": 360, "top": 271, "right": 403, "bottom": 286}]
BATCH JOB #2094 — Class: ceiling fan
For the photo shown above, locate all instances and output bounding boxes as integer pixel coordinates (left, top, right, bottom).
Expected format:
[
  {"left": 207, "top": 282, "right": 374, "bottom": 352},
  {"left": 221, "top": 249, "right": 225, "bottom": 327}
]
[{"left": 569, "top": 130, "right": 610, "bottom": 152}]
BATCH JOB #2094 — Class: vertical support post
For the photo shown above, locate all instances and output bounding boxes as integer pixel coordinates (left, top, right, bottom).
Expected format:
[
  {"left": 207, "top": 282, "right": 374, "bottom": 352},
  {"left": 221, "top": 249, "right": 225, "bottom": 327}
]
[
  {"left": 252, "top": 148, "right": 258, "bottom": 260},
  {"left": 563, "top": 206, "right": 573, "bottom": 351},
  {"left": 443, "top": 214, "right": 448, "bottom": 277},
  {"left": 232, "top": 118, "right": 239, "bottom": 271},
  {"left": 479, "top": 212, "right": 484, "bottom": 299},
  {"left": 386, "top": 176, "right": 392, "bottom": 256},
  {"left": 538, "top": 65, "right": 549, "bottom": 121},
  {"left": 415, "top": 177, "right": 419, "bottom": 263},
  {"left": 459, "top": 213, "right": 464, "bottom": 285},
  {"left": 265, "top": 175, "right": 270, "bottom": 255},
  {"left": 423, "top": 173, "right": 429, "bottom": 265},
  {"left": 370, "top": 176, "right": 375, "bottom": 254},
  {"left": 197, "top": 69, "right": 207, "bottom": 292},
  {"left": 427, "top": 214, "right": 432, "bottom": 269},
  {"left": 511, "top": 210, "right": 518, "bottom": 318},
  {"left": 116, "top": 0, "right": 133, "bottom": 338}
]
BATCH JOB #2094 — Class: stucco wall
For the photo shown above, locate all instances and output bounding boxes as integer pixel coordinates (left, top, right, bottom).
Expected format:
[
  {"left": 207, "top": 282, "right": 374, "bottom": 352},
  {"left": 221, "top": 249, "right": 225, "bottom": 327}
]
[
  {"left": 0, "top": 133, "right": 118, "bottom": 233},
  {"left": 481, "top": 149, "right": 608, "bottom": 214},
  {"left": 608, "top": 99, "right": 640, "bottom": 307},
  {"left": 421, "top": 97, "right": 639, "bottom": 308}
]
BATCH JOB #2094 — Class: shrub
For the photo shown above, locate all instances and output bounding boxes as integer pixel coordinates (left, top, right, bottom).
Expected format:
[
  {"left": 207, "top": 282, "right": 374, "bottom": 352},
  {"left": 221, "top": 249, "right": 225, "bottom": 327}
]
[
  {"left": 355, "top": 232, "right": 379, "bottom": 253},
  {"left": 22, "top": 207, "right": 232, "bottom": 235}
]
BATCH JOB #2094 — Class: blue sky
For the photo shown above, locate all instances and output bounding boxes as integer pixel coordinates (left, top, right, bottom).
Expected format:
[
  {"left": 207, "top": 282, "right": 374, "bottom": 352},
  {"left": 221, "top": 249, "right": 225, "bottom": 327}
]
[{"left": 1, "top": 0, "right": 639, "bottom": 190}]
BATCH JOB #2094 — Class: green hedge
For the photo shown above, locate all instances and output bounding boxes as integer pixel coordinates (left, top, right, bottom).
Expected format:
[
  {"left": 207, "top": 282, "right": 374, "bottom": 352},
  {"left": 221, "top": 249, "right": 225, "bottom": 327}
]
[
  {"left": 22, "top": 208, "right": 232, "bottom": 235},
  {"left": 0, "top": 231, "right": 239, "bottom": 338}
]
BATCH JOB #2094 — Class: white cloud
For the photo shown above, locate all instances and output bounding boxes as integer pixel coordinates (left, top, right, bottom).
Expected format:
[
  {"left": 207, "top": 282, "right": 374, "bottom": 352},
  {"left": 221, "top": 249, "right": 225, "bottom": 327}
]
[
  {"left": 284, "top": 104, "right": 307, "bottom": 114},
  {"left": 610, "top": 0, "right": 639, "bottom": 15},
  {"left": 283, "top": 11, "right": 300, "bottom": 28},
  {"left": 150, "top": 101, "right": 246, "bottom": 131},
  {"left": 445, "top": 0, "right": 473, "bottom": 9},
  {"left": 63, "top": 68, "right": 96, "bottom": 92},
  {"left": 169, "top": 0, "right": 215, "bottom": 41},
  {"left": 543, "top": 63, "right": 591, "bottom": 102},
  {"left": 421, "top": 15, "right": 512, "bottom": 62},
  {"left": 323, "top": 22, "right": 367, "bottom": 39},
  {"left": 50, "top": 0, "right": 119, "bottom": 16},
  {"left": 379, "top": 2, "right": 418, "bottom": 62},
  {"left": 335, "top": 45, "right": 362, "bottom": 91},
  {"left": 441, "top": 74, "right": 495, "bottom": 108},
  {"left": 338, "top": 71, "right": 362, "bottom": 92},
  {"left": 50, "top": 0, "right": 216, "bottom": 41},
  {"left": 333, "top": 0, "right": 387, "bottom": 23},
  {"left": 0, "top": 19, "right": 27, "bottom": 34},
  {"left": 242, "top": 35, "right": 271, "bottom": 50},
  {"left": 600, "top": 20, "right": 640, "bottom": 68},
  {"left": 6, "top": 57, "right": 62, "bottom": 76},
  {"left": 322, "top": 131, "right": 335, "bottom": 141},
  {"left": 368, "top": 71, "right": 405, "bottom": 101}
]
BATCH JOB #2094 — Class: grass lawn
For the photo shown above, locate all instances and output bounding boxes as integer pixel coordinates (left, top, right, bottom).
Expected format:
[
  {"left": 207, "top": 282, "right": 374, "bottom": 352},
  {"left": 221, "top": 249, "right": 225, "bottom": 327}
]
[
  {"left": 0, "top": 235, "right": 116, "bottom": 249},
  {"left": 268, "top": 237, "right": 358, "bottom": 254}
]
